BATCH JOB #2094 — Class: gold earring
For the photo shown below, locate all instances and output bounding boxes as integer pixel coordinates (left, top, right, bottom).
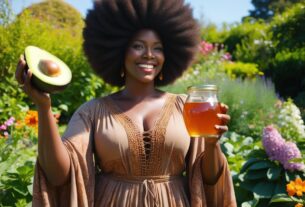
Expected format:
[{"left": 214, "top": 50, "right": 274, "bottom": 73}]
[
  {"left": 159, "top": 72, "right": 163, "bottom": 80},
  {"left": 120, "top": 71, "right": 124, "bottom": 78}
]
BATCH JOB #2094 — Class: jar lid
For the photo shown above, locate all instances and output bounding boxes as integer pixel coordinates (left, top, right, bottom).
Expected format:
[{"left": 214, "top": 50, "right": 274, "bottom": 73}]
[{"left": 187, "top": 84, "right": 218, "bottom": 92}]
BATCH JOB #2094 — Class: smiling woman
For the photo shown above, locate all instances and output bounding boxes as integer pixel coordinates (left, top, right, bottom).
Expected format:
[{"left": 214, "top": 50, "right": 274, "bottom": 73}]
[
  {"left": 15, "top": 0, "right": 236, "bottom": 206},
  {"left": 124, "top": 30, "right": 165, "bottom": 84}
]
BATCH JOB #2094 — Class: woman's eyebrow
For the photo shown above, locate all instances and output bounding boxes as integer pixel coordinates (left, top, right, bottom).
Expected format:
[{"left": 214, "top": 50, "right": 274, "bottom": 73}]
[{"left": 133, "top": 39, "right": 162, "bottom": 45}]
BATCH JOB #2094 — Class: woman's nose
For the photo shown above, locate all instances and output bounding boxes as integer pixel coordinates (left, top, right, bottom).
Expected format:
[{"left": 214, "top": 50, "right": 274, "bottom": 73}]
[{"left": 143, "top": 48, "right": 155, "bottom": 59}]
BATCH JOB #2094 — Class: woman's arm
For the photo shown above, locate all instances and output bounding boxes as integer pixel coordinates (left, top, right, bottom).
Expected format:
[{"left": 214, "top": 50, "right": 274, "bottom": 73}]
[
  {"left": 15, "top": 55, "right": 70, "bottom": 186},
  {"left": 201, "top": 103, "right": 230, "bottom": 184}
]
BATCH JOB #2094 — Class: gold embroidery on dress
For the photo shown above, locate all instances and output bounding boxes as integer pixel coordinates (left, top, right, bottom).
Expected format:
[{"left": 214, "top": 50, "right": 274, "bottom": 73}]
[{"left": 104, "top": 94, "right": 176, "bottom": 176}]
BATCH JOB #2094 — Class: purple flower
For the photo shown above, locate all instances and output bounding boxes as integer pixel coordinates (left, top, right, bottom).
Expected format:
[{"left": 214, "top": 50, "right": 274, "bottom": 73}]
[
  {"left": 262, "top": 125, "right": 305, "bottom": 171},
  {"left": 279, "top": 142, "right": 305, "bottom": 171},
  {"left": 262, "top": 125, "right": 285, "bottom": 160}
]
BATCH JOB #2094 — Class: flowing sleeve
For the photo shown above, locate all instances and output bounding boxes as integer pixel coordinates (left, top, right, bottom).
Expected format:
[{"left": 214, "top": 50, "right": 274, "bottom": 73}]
[
  {"left": 32, "top": 99, "right": 98, "bottom": 207},
  {"left": 187, "top": 139, "right": 236, "bottom": 207}
]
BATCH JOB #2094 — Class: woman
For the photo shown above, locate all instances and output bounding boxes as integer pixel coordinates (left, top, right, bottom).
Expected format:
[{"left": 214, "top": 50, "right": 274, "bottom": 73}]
[{"left": 15, "top": 0, "right": 236, "bottom": 206}]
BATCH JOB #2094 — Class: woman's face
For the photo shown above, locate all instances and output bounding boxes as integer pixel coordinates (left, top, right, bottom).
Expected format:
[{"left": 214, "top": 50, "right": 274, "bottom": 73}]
[{"left": 124, "top": 29, "right": 164, "bottom": 84}]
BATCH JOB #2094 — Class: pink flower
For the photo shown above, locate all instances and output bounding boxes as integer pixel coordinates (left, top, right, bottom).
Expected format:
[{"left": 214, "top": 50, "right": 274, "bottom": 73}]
[
  {"left": 199, "top": 41, "right": 214, "bottom": 56},
  {"left": 5, "top": 117, "right": 15, "bottom": 126},
  {"left": 0, "top": 124, "right": 7, "bottom": 131},
  {"left": 222, "top": 52, "right": 232, "bottom": 61}
]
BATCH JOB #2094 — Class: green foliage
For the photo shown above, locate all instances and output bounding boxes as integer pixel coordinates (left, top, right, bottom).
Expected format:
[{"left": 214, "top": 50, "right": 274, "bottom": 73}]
[
  {"left": 235, "top": 149, "right": 305, "bottom": 207},
  {"left": 247, "top": 0, "right": 303, "bottom": 21},
  {"left": 221, "top": 132, "right": 261, "bottom": 175},
  {"left": 222, "top": 61, "right": 263, "bottom": 79},
  {"left": 19, "top": 0, "right": 84, "bottom": 36},
  {"left": 266, "top": 48, "right": 305, "bottom": 100},
  {"left": 223, "top": 19, "right": 274, "bottom": 70},
  {"left": 0, "top": 8, "right": 115, "bottom": 121},
  {"left": 271, "top": 2, "right": 305, "bottom": 50},
  {"left": 200, "top": 23, "right": 230, "bottom": 43},
  {"left": 217, "top": 77, "right": 278, "bottom": 138},
  {"left": 0, "top": 122, "right": 37, "bottom": 206}
]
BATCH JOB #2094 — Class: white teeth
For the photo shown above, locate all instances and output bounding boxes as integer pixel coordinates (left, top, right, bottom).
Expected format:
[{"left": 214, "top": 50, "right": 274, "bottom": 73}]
[{"left": 138, "top": 64, "right": 154, "bottom": 69}]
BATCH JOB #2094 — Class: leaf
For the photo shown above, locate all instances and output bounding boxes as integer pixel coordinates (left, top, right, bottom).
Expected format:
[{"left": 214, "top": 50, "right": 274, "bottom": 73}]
[
  {"left": 273, "top": 179, "right": 287, "bottom": 195},
  {"left": 252, "top": 181, "right": 276, "bottom": 198},
  {"left": 222, "top": 142, "right": 234, "bottom": 156},
  {"left": 269, "top": 194, "right": 293, "bottom": 203},
  {"left": 248, "top": 160, "right": 275, "bottom": 170},
  {"left": 245, "top": 169, "right": 268, "bottom": 180},
  {"left": 240, "top": 157, "right": 262, "bottom": 173},
  {"left": 267, "top": 167, "right": 282, "bottom": 180},
  {"left": 285, "top": 171, "right": 296, "bottom": 182},
  {"left": 240, "top": 179, "right": 257, "bottom": 191},
  {"left": 241, "top": 198, "right": 259, "bottom": 207}
]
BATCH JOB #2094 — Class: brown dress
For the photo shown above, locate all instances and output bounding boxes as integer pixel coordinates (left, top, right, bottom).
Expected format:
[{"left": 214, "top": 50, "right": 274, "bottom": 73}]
[{"left": 32, "top": 93, "right": 236, "bottom": 207}]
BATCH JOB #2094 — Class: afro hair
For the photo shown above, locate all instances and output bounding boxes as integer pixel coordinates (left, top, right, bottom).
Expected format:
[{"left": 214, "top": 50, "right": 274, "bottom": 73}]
[{"left": 83, "top": 0, "right": 200, "bottom": 87}]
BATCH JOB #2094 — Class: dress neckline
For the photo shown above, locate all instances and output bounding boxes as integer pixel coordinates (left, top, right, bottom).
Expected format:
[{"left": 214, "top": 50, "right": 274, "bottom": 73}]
[{"left": 106, "top": 93, "right": 173, "bottom": 134}]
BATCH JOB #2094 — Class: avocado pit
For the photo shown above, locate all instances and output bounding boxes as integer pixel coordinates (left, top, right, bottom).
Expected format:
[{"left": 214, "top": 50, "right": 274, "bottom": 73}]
[{"left": 39, "top": 59, "right": 61, "bottom": 77}]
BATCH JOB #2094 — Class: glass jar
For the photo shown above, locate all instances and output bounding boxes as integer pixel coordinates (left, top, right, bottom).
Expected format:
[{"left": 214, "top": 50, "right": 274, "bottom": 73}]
[{"left": 183, "top": 84, "right": 221, "bottom": 138}]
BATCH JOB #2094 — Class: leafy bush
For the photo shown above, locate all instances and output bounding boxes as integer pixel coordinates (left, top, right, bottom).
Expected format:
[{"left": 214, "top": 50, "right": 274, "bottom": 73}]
[
  {"left": 266, "top": 48, "right": 305, "bottom": 102},
  {"left": 222, "top": 61, "right": 263, "bottom": 79},
  {"left": 0, "top": 113, "right": 38, "bottom": 206},
  {"left": 0, "top": 7, "right": 115, "bottom": 122}
]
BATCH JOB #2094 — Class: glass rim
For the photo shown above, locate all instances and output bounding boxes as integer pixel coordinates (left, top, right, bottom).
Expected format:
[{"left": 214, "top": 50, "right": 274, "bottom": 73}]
[{"left": 187, "top": 84, "right": 218, "bottom": 91}]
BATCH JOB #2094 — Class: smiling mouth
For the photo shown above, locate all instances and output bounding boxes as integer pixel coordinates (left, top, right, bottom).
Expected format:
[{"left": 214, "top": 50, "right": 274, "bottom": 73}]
[{"left": 137, "top": 64, "right": 155, "bottom": 69}]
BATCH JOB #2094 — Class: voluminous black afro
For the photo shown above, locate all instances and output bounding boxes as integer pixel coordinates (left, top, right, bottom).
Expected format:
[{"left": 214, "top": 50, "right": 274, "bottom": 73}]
[{"left": 83, "top": 0, "right": 200, "bottom": 87}]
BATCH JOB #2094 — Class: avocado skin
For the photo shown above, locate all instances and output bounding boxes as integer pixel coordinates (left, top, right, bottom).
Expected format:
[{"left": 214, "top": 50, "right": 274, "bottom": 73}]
[
  {"left": 31, "top": 74, "right": 69, "bottom": 93},
  {"left": 24, "top": 54, "right": 69, "bottom": 93}
]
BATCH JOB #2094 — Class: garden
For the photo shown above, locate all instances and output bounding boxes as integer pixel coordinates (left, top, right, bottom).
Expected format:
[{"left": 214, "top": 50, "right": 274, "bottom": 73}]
[{"left": 1, "top": 0, "right": 305, "bottom": 206}]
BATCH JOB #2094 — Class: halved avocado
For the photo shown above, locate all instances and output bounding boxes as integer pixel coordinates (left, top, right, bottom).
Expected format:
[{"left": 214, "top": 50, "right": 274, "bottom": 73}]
[{"left": 24, "top": 46, "right": 72, "bottom": 93}]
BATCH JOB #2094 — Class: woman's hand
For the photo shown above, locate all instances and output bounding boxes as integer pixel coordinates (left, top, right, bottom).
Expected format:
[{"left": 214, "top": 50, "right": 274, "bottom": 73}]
[
  {"left": 15, "top": 55, "right": 51, "bottom": 109},
  {"left": 205, "top": 103, "right": 230, "bottom": 145}
]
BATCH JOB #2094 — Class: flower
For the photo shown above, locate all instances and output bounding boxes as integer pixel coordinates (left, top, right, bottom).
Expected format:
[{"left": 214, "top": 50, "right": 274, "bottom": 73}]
[
  {"left": 279, "top": 142, "right": 305, "bottom": 171},
  {"left": 262, "top": 125, "right": 285, "bottom": 160},
  {"left": 4, "top": 117, "right": 15, "bottom": 126},
  {"left": 222, "top": 52, "right": 232, "bottom": 61},
  {"left": 287, "top": 177, "right": 305, "bottom": 207},
  {"left": 0, "top": 124, "right": 7, "bottom": 131},
  {"left": 262, "top": 125, "right": 305, "bottom": 171},
  {"left": 199, "top": 41, "right": 214, "bottom": 56},
  {"left": 25, "top": 110, "right": 39, "bottom": 127}
]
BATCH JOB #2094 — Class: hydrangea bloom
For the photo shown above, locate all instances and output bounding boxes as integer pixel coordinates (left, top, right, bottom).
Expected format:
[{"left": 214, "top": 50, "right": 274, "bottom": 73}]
[{"left": 262, "top": 125, "right": 305, "bottom": 171}]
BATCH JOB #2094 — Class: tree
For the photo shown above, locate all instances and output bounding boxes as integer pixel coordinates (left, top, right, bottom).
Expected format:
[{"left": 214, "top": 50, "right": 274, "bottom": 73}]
[
  {"left": 0, "top": 0, "right": 13, "bottom": 25},
  {"left": 248, "top": 0, "right": 303, "bottom": 20},
  {"left": 19, "top": 0, "right": 84, "bottom": 36}
]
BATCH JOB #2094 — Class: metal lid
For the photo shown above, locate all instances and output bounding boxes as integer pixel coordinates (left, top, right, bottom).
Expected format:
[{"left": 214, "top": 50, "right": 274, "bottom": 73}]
[{"left": 187, "top": 84, "right": 218, "bottom": 92}]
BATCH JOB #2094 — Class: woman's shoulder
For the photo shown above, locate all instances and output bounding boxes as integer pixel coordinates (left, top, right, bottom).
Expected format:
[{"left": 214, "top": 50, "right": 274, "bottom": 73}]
[{"left": 75, "top": 95, "right": 112, "bottom": 114}]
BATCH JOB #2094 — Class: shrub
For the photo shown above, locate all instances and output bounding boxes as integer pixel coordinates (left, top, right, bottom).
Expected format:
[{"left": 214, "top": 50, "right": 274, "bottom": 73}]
[
  {"left": 222, "top": 61, "right": 263, "bottom": 79},
  {"left": 0, "top": 7, "right": 116, "bottom": 122}
]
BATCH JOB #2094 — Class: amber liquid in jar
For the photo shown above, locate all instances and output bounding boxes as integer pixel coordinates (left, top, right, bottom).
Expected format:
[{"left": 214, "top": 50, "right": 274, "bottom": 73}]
[
  {"left": 183, "top": 84, "right": 221, "bottom": 138},
  {"left": 183, "top": 102, "right": 221, "bottom": 137}
]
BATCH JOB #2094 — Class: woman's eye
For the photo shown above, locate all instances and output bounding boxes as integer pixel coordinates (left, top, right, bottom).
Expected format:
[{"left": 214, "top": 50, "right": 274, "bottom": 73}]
[
  {"left": 155, "top": 47, "right": 163, "bottom": 52},
  {"left": 132, "top": 44, "right": 144, "bottom": 50}
]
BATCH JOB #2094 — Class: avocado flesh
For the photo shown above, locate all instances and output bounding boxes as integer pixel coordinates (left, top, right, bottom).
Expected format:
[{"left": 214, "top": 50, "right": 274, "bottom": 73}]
[{"left": 24, "top": 46, "right": 72, "bottom": 93}]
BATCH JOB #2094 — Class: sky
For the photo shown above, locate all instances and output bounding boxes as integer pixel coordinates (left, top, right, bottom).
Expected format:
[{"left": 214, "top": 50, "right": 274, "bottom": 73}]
[{"left": 12, "top": 0, "right": 254, "bottom": 27}]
